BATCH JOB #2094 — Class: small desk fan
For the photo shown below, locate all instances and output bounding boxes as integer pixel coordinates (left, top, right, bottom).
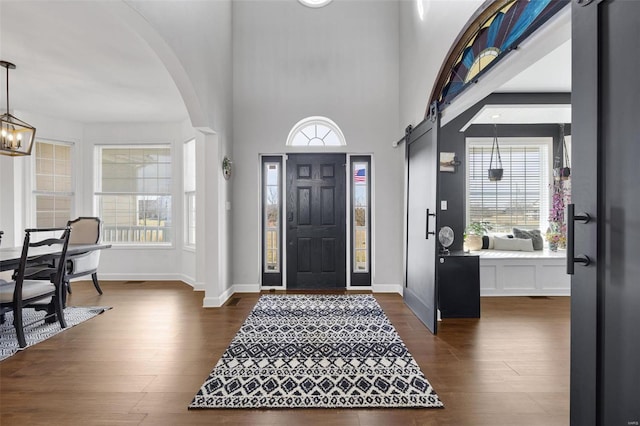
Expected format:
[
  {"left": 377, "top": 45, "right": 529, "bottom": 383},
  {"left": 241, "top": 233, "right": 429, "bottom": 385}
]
[{"left": 438, "top": 226, "right": 454, "bottom": 255}]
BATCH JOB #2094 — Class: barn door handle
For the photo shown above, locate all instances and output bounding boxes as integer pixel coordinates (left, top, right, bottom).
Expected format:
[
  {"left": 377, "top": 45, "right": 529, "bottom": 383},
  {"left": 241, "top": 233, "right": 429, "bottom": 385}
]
[
  {"left": 425, "top": 208, "right": 436, "bottom": 239},
  {"left": 567, "top": 203, "right": 592, "bottom": 275}
]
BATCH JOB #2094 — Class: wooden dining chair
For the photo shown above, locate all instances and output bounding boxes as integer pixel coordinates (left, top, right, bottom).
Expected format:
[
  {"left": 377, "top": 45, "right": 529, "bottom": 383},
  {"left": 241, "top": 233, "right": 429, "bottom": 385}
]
[{"left": 0, "top": 227, "right": 71, "bottom": 348}]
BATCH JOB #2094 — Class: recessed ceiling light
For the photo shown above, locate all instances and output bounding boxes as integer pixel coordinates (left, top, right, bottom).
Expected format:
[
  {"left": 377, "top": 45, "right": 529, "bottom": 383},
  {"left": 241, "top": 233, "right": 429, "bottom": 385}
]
[
  {"left": 491, "top": 114, "right": 501, "bottom": 119},
  {"left": 298, "top": 0, "right": 332, "bottom": 8}
]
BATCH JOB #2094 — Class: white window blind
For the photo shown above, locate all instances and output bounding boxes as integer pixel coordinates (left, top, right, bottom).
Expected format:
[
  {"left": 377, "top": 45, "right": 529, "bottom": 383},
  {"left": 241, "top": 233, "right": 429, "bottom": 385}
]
[
  {"left": 95, "top": 145, "right": 172, "bottom": 245},
  {"left": 467, "top": 138, "right": 550, "bottom": 233},
  {"left": 34, "top": 141, "right": 73, "bottom": 227},
  {"left": 184, "top": 139, "right": 196, "bottom": 247}
]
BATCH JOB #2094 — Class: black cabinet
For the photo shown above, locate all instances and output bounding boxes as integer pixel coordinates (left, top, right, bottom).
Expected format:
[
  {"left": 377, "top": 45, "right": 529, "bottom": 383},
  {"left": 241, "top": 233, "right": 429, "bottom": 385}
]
[{"left": 438, "top": 253, "right": 480, "bottom": 318}]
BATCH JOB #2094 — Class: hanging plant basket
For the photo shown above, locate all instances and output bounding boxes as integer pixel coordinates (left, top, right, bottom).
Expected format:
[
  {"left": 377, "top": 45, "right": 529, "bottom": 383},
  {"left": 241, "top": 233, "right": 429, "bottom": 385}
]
[
  {"left": 488, "top": 168, "right": 504, "bottom": 181},
  {"left": 556, "top": 123, "right": 571, "bottom": 181},
  {"left": 488, "top": 124, "right": 503, "bottom": 182}
]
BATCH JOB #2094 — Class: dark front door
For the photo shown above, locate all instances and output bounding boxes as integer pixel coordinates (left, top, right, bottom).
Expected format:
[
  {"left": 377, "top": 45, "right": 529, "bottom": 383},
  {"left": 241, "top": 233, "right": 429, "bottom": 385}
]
[
  {"left": 404, "top": 115, "right": 439, "bottom": 334},
  {"left": 572, "top": 1, "right": 640, "bottom": 425},
  {"left": 286, "top": 153, "right": 346, "bottom": 289}
]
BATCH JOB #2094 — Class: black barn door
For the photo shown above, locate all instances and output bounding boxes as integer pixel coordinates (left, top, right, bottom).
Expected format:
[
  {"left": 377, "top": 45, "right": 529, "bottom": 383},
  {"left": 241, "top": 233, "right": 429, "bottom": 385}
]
[
  {"left": 404, "top": 115, "right": 439, "bottom": 334},
  {"left": 572, "top": 1, "right": 640, "bottom": 425},
  {"left": 286, "top": 154, "right": 346, "bottom": 289}
]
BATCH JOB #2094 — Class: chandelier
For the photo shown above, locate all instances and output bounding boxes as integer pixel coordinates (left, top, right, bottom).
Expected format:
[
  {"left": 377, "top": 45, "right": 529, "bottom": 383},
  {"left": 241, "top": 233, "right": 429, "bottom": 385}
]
[{"left": 1, "top": 61, "right": 36, "bottom": 156}]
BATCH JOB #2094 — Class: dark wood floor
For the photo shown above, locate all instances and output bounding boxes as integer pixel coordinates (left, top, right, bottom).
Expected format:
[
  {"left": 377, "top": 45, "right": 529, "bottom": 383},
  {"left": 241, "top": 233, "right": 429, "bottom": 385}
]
[{"left": 0, "top": 281, "right": 569, "bottom": 425}]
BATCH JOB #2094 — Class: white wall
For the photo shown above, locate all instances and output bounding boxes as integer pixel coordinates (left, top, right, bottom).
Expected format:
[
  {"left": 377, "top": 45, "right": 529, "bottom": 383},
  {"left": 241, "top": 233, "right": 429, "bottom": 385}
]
[
  {"left": 2, "top": 1, "right": 490, "bottom": 300},
  {"left": 82, "top": 122, "right": 187, "bottom": 281},
  {"left": 178, "top": 119, "right": 199, "bottom": 286},
  {"left": 2, "top": 2, "right": 234, "bottom": 304},
  {"left": 399, "top": 0, "right": 483, "bottom": 126},
  {"left": 0, "top": 111, "right": 83, "bottom": 247},
  {"left": 232, "top": 0, "right": 403, "bottom": 292},
  {"left": 121, "top": 0, "right": 234, "bottom": 304}
]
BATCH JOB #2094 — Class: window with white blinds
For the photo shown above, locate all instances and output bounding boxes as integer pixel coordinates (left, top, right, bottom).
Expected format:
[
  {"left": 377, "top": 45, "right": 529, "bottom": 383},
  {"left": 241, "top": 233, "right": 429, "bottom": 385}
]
[
  {"left": 466, "top": 137, "right": 551, "bottom": 234},
  {"left": 184, "top": 139, "right": 196, "bottom": 248},
  {"left": 95, "top": 145, "right": 172, "bottom": 245},
  {"left": 33, "top": 141, "right": 74, "bottom": 227}
]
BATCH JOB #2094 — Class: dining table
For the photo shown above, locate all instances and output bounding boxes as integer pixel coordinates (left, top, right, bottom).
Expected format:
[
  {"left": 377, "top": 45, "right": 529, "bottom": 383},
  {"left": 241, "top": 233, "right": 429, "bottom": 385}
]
[{"left": 0, "top": 243, "right": 112, "bottom": 272}]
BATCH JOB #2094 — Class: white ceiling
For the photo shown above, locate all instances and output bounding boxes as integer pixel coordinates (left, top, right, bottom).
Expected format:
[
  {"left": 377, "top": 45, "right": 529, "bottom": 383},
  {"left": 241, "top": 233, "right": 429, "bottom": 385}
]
[
  {"left": 0, "top": 1, "right": 569, "bottom": 126},
  {"left": 460, "top": 104, "right": 571, "bottom": 131},
  {"left": 462, "top": 25, "right": 572, "bottom": 128},
  {"left": 0, "top": 1, "right": 188, "bottom": 124},
  {"left": 497, "top": 39, "right": 571, "bottom": 94}
]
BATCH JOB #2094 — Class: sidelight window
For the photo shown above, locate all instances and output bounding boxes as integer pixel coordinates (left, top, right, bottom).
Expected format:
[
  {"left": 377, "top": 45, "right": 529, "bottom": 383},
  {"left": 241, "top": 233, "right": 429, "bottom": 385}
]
[
  {"left": 262, "top": 156, "right": 283, "bottom": 286},
  {"left": 350, "top": 156, "right": 371, "bottom": 286}
]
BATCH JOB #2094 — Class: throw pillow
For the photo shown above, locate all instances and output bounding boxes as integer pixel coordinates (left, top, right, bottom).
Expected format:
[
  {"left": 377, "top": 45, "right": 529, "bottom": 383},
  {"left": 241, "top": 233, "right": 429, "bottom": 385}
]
[
  {"left": 513, "top": 228, "right": 544, "bottom": 250},
  {"left": 482, "top": 236, "right": 490, "bottom": 249},
  {"left": 493, "top": 236, "right": 534, "bottom": 252},
  {"left": 487, "top": 236, "right": 494, "bottom": 249}
]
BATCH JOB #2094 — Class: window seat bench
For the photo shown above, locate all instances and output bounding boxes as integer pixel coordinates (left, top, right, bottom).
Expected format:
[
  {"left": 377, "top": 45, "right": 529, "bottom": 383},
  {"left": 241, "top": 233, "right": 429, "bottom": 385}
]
[{"left": 470, "top": 249, "right": 570, "bottom": 296}]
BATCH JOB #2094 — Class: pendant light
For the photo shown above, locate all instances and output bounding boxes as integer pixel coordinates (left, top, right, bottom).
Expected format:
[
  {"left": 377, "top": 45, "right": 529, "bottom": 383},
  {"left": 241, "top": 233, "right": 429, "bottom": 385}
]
[
  {"left": 488, "top": 124, "right": 503, "bottom": 181},
  {"left": 1, "top": 61, "right": 36, "bottom": 157},
  {"left": 558, "top": 123, "right": 570, "bottom": 180}
]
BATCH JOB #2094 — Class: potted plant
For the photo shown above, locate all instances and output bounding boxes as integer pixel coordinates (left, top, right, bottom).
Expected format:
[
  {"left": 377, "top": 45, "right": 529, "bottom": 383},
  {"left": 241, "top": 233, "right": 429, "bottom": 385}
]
[
  {"left": 545, "top": 223, "right": 566, "bottom": 251},
  {"left": 488, "top": 168, "right": 504, "bottom": 181},
  {"left": 547, "top": 180, "right": 569, "bottom": 249},
  {"left": 464, "top": 221, "right": 492, "bottom": 251}
]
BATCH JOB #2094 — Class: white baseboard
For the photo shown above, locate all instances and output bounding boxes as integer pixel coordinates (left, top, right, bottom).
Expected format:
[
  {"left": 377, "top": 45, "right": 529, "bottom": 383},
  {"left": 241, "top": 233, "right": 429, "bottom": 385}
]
[
  {"left": 481, "top": 289, "right": 570, "bottom": 297},
  {"left": 97, "top": 273, "right": 185, "bottom": 281},
  {"left": 202, "top": 284, "right": 261, "bottom": 307},
  {"left": 231, "top": 283, "right": 401, "bottom": 295},
  {"left": 203, "top": 286, "right": 233, "bottom": 308},
  {"left": 372, "top": 283, "right": 403, "bottom": 294},
  {"left": 179, "top": 274, "right": 196, "bottom": 287},
  {"left": 233, "top": 283, "right": 261, "bottom": 293}
]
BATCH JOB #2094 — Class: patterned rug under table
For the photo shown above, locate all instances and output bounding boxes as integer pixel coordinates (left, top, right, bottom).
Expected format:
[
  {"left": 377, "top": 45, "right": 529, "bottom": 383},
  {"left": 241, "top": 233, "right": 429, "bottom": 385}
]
[
  {"left": 189, "top": 294, "right": 443, "bottom": 409},
  {"left": 1, "top": 306, "right": 111, "bottom": 361}
]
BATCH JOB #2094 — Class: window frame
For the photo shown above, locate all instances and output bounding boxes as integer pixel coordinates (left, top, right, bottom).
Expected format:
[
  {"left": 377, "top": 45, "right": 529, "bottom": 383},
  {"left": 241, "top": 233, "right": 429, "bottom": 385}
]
[
  {"left": 94, "top": 144, "right": 174, "bottom": 247},
  {"left": 183, "top": 139, "right": 196, "bottom": 249},
  {"left": 350, "top": 155, "right": 371, "bottom": 286},
  {"left": 286, "top": 116, "right": 346, "bottom": 147},
  {"left": 31, "top": 139, "right": 75, "bottom": 228},
  {"left": 261, "top": 155, "right": 283, "bottom": 287},
  {"left": 465, "top": 136, "right": 552, "bottom": 234},
  {"left": 298, "top": 0, "right": 332, "bottom": 8}
]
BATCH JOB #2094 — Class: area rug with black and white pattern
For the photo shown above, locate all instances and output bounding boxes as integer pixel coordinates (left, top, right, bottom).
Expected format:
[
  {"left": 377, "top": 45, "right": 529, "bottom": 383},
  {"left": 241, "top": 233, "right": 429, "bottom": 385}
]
[
  {"left": 0, "top": 306, "right": 111, "bottom": 361},
  {"left": 189, "top": 294, "right": 443, "bottom": 409}
]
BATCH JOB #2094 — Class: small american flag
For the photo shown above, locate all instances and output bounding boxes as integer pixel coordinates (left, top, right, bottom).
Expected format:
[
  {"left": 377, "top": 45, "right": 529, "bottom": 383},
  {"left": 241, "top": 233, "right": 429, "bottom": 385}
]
[{"left": 354, "top": 168, "right": 366, "bottom": 183}]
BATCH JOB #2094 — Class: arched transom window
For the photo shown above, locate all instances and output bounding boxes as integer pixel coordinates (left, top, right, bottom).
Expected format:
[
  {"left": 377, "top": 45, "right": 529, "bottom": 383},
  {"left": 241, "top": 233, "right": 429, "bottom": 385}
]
[
  {"left": 298, "top": 0, "right": 332, "bottom": 8},
  {"left": 286, "top": 116, "right": 346, "bottom": 147}
]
